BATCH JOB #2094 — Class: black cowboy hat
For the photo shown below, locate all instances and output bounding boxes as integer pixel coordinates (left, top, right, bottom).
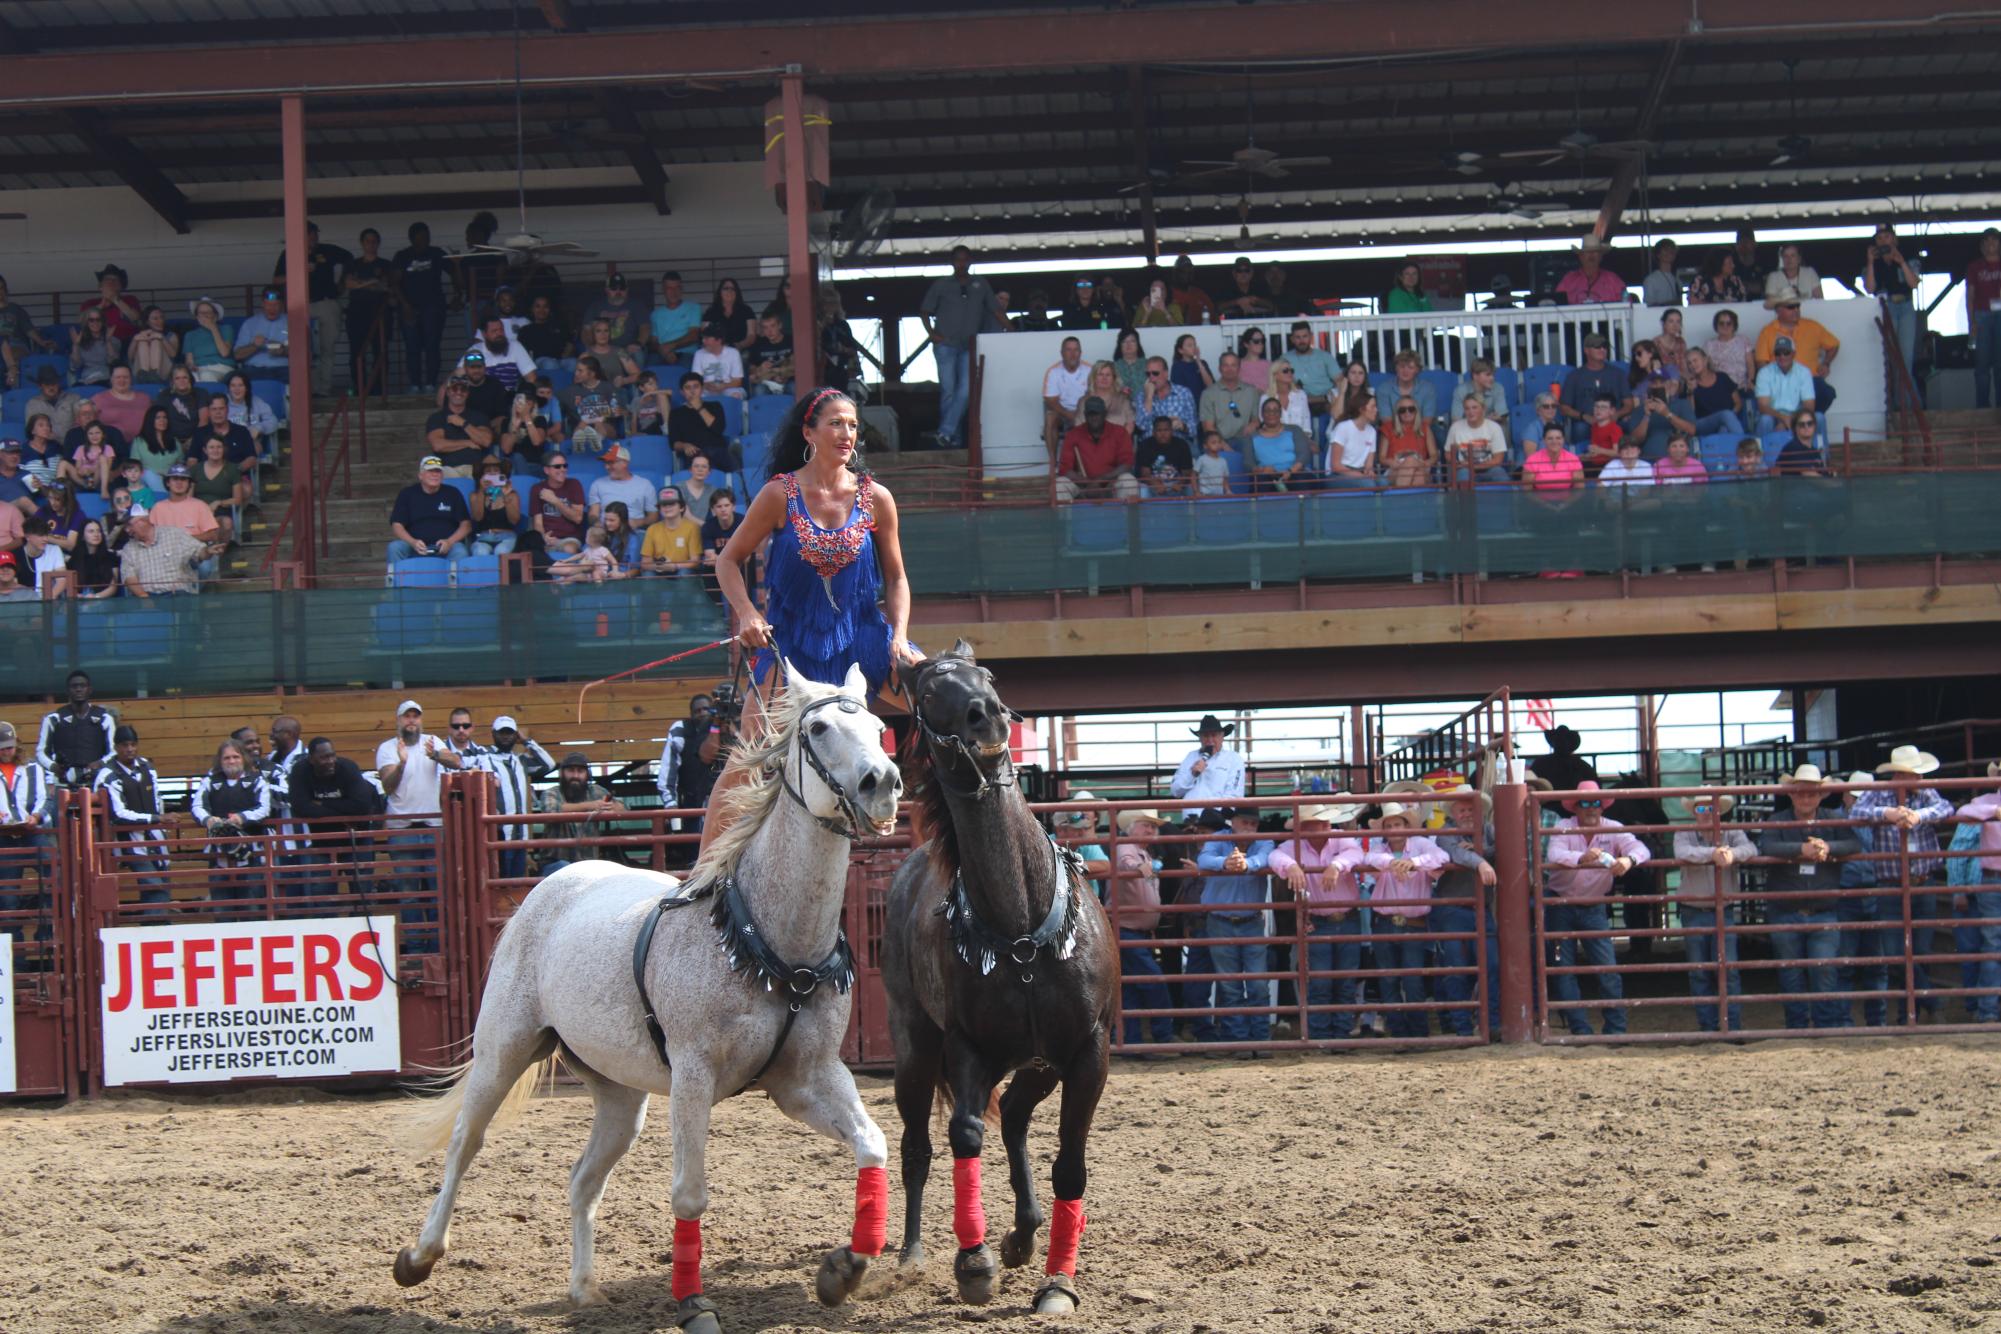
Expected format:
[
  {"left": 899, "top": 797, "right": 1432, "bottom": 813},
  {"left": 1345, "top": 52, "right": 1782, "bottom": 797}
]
[
  {"left": 94, "top": 263, "right": 129, "bottom": 284},
  {"left": 1191, "top": 714, "right": 1236, "bottom": 737},
  {"left": 1543, "top": 725, "right": 1582, "bottom": 753}
]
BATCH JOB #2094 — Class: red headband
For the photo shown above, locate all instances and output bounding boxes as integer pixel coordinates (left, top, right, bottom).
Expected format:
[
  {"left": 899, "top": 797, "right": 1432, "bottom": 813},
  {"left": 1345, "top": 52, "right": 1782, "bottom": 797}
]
[{"left": 804, "top": 386, "right": 845, "bottom": 420}]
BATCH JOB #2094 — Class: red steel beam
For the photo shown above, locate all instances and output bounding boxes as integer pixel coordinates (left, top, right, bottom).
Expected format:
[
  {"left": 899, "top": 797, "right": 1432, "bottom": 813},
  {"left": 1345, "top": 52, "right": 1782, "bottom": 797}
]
[
  {"left": 281, "top": 95, "right": 315, "bottom": 578},
  {"left": 781, "top": 74, "right": 817, "bottom": 396},
  {"left": 0, "top": 0, "right": 1969, "bottom": 107}
]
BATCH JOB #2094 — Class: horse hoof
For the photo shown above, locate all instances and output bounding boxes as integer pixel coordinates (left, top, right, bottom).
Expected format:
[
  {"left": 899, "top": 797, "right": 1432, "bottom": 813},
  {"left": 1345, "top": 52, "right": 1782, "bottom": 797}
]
[
  {"left": 814, "top": 1245, "right": 869, "bottom": 1307},
  {"left": 392, "top": 1246, "right": 436, "bottom": 1288},
  {"left": 954, "top": 1244, "right": 998, "bottom": 1305},
  {"left": 897, "top": 1243, "right": 926, "bottom": 1272},
  {"left": 999, "top": 1226, "right": 1039, "bottom": 1269},
  {"left": 1032, "top": 1273, "right": 1080, "bottom": 1315},
  {"left": 674, "top": 1293, "right": 722, "bottom": 1333},
  {"left": 570, "top": 1279, "right": 608, "bottom": 1308}
]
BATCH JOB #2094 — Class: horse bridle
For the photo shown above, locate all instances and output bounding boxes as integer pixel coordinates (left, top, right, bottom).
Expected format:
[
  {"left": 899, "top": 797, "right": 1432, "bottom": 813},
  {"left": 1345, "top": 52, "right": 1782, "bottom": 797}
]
[
  {"left": 779, "top": 692, "right": 879, "bottom": 840},
  {"left": 912, "top": 660, "right": 1019, "bottom": 802}
]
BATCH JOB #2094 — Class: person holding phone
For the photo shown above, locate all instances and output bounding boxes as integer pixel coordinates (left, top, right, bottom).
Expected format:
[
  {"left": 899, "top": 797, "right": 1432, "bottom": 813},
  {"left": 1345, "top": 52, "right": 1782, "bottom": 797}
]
[
  {"left": 1171, "top": 713, "right": 1246, "bottom": 823},
  {"left": 469, "top": 454, "right": 521, "bottom": 556}
]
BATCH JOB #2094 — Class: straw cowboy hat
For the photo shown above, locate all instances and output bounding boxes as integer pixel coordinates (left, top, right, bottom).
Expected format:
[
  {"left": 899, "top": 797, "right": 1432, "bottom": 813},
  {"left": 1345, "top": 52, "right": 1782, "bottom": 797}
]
[
  {"left": 1439, "top": 782, "right": 1493, "bottom": 816},
  {"left": 1875, "top": 745, "right": 1941, "bottom": 776},
  {"left": 1371, "top": 802, "right": 1418, "bottom": 828},
  {"left": 1764, "top": 282, "right": 1805, "bottom": 310},
  {"left": 1561, "top": 778, "right": 1610, "bottom": 813},
  {"left": 1988, "top": 760, "right": 2001, "bottom": 779},
  {"left": 1114, "top": 808, "right": 1163, "bottom": 833},
  {"left": 1685, "top": 792, "right": 1737, "bottom": 815},
  {"left": 1524, "top": 774, "right": 1554, "bottom": 793},
  {"left": 1845, "top": 772, "right": 1875, "bottom": 788},
  {"left": 1381, "top": 780, "right": 1432, "bottom": 797},
  {"left": 1289, "top": 796, "right": 1363, "bottom": 828},
  {"left": 1054, "top": 790, "right": 1097, "bottom": 828},
  {"left": 1780, "top": 762, "right": 1832, "bottom": 787}
]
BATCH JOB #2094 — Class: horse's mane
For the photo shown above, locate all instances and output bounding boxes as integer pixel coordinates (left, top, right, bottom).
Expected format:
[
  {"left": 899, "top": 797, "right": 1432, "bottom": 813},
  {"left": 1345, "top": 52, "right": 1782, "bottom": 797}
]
[
  {"left": 684, "top": 680, "right": 814, "bottom": 888},
  {"left": 899, "top": 729, "right": 962, "bottom": 884}
]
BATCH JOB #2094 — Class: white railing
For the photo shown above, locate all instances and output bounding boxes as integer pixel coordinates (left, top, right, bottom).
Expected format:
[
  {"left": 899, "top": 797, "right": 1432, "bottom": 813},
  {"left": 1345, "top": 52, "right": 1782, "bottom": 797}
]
[{"left": 1223, "top": 301, "right": 1639, "bottom": 381}]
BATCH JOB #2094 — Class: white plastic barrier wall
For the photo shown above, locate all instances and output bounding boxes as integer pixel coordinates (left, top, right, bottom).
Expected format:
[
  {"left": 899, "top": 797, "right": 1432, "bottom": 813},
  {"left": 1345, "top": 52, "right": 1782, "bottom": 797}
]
[{"left": 974, "top": 298, "right": 1885, "bottom": 478}]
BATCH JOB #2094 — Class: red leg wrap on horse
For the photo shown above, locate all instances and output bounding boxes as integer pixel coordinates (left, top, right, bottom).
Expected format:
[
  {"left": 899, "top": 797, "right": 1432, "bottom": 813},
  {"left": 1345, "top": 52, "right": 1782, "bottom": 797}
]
[
  {"left": 851, "top": 1166, "right": 889, "bottom": 1257},
  {"left": 1045, "top": 1197, "right": 1086, "bottom": 1277},
  {"left": 672, "top": 1216, "right": 703, "bottom": 1301},
  {"left": 952, "top": 1157, "right": 987, "bottom": 1249}
]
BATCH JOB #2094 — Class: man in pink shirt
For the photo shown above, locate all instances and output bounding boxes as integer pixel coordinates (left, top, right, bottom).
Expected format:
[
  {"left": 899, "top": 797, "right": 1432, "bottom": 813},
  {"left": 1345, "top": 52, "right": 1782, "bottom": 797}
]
[
  {"left": 1362, "top": 802, "right": 1448, "bottom": 1038},
  {"left": 1110, "top": 808, "right": 1175, "bottom": 1052},
  {"left": 1543, "top": 779, "right": 1651, "bottom": 1035},
  {"left": 1955, "top": 760, "right": 2001, "bottom": 1023},
  {"left": 1268, "top": 796, "right": 1366, "bottom": 1039},
  {"left": 1556, "top": 234, "right": 1628, "bottom": 306}
]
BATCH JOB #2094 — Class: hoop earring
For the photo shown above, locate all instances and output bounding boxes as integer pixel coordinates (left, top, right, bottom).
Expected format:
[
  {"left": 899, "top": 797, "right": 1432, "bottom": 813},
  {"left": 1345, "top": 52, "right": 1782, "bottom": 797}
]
[{"left": 803, "top": 439, "right": 816, "bottom": 463}]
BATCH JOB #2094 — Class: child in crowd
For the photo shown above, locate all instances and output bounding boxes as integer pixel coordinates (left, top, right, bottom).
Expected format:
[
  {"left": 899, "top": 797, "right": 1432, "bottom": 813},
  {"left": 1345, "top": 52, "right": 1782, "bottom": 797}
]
[
  {"left": 550, "top": 525, "right": 619, "bottom": 583},
  {"left": 1585, "top": 394, "right": 1623, "bottom": 475},
  {"left": 1194, "top": 430, "right": 1233, "bottom": 496},
  {"left": 630, "top": 369, "right": 670, "bottom": 435}
]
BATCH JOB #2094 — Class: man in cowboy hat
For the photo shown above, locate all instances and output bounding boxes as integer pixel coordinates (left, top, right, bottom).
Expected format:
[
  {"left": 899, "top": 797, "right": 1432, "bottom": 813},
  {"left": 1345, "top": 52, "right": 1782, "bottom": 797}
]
[
  {"left": 1757, "top": 764, "right": 1864, "bottom": 1029},
  {"left": 1557, "top": 233, "right": 1626, "bottom": 306},
  {"left": 1193, "top": 807, "right": 1275, "bottom": 1052},
  {"left": 1851, "top": 745, "right": 1956, "bottom": 1023},
  {"left": 1109, "top": 808, "right": 1176, "bottom": 1053},
  {"left": 1544, "top": 779, "right": 1651, "bottom": 1036},
  {"left": 1362, "top": 802, "right": 1448, "bottom": 1039},
  {"left": 1673, "top": 792, "right": 1757, "bottom": 1033},
  {"left": 1530, "top": 725, "right": 1598, "bottom": 794},
  {"left": 1171, "top": 714, "right": 1245, "bottom": 823},
  {"left": 1432, "top": 784, "right": 1498, "bottom": 1037},
  {"left": 1954, "top": 762, "right": 2001, "bottom": 1023},
  {"left": 1754, "top": 285, "right": 1840, "bottom": 414},
  {"left": 1268, "top": 796, "right": 1367, "bottom": 1040}
]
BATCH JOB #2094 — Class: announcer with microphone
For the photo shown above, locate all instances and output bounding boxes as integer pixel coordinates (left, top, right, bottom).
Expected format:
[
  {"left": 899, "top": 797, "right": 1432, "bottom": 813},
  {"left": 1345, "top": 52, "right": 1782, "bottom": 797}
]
[{"left": 1171, "top": 713, "right": 1245, "bottom": 822}]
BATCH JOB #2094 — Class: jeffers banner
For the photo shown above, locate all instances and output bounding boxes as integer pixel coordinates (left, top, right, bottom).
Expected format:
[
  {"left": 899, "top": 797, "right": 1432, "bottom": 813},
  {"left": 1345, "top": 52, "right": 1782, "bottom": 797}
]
[{"left": 100, "top": 917, "right": 401, "bottom": 1085}]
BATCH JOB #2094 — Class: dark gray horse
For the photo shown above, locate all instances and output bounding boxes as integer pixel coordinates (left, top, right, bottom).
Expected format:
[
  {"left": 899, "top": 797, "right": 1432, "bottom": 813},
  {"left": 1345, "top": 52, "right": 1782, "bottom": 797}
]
[{"left": 879, "top": 641, "right": 1117, "bottom": 1315}]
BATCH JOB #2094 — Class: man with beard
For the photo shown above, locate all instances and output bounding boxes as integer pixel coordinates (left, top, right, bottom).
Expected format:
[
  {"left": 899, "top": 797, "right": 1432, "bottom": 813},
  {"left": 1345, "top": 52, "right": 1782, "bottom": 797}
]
[
  {"left": 289, "top": 736, "right": 381, "bottom": 900},
  {"left": 454, "top": 316, "right": 537, "bottom": 392},
  {"left": 37, "top": 669, "right": 116, "bottom": 788},
  {"left": 442, "top": 349, "right": 512, "bottom": 434},
  {"left": 375, "top": 700, "right": 463, "bottom": 951},
  {"left": 534, "top": 753, "right": 625, "bottom": 875}
]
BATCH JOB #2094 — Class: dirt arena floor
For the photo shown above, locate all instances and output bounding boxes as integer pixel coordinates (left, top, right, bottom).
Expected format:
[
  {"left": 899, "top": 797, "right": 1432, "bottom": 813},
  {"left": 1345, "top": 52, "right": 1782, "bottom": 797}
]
[{"left": 3, "top": 1038, "right": 2000, "bottom": 1334}]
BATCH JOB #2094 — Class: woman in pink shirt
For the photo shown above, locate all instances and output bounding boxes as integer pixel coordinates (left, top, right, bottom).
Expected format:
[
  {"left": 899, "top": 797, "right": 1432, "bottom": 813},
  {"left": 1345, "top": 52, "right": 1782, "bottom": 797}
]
[
  {"left": 1652, "top": 433, "right": 1708, "bottom": 485},
  {"left": 1363, "top": 802, "right": 1448, "bottom": 1038},
  {"left": 1267, "top": 797, "right": 1366, "bottom": 1040},
  {"left": 93, "top": 364, "right": 154, "bottom": 443},
  {"left": 1955, "top": 760, "right": 2001, "bottom": 1023}
]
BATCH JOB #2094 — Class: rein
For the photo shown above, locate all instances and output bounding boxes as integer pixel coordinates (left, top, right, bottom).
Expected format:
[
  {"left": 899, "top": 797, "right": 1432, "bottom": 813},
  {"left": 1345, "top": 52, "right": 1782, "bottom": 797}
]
[
  {"left": 912, "top": 659, "right": 1020, "bottom": 803},
  {"left": 779, "top": 693, "right": 878, "bottom": 839}
]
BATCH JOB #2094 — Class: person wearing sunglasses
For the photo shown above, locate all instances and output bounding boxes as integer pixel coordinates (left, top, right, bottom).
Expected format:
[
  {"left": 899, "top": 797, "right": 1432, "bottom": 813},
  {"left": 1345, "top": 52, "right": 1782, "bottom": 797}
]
[
  {"left": 1377, "top": 395, "right": 1435, "bottom": 488},
  {"left": 1135, "top": 355, "right": 1197, "bottom": 440},
  {"left": 1673, "top": 793, "right": 1757, "bottom": 1032},
  {"left": 1544, "top": 779, "right": 1651, "bottom": 1036},
  {"left": 531, "top": 452, "right": 587, "bottom": 557}
]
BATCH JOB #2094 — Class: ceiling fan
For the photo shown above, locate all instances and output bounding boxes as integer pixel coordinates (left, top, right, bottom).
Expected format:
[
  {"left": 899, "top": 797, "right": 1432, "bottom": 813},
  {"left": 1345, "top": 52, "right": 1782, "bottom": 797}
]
[
  {"left": 445, "top": 0, "right": 601, "bottom": 265},
  {"left": 1490, "top": 128, "right": 1653, "bottom": 169},
  {"left": 813, "top": 187, "right": 899, "bottom": 266},
  {"left": 1173, "top": 73, "right": 1332, "bottom": 183},
  {"left": 1769, "top": 60, "right": 1812, "bottom": 166}
]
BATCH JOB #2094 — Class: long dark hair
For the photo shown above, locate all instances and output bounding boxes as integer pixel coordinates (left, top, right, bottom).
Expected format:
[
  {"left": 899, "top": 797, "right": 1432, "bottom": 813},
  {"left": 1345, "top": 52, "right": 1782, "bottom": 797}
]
[
  {"left": 770, "top": 387, "right": 863, "bottom": 476},
  {"left": 705, "top": 277, "right": 744, "bottom": 318}
]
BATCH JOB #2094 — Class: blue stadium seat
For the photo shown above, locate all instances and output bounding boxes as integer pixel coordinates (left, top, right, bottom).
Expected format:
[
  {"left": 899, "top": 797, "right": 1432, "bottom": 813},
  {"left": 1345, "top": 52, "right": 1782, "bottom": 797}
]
[
  {"left": 1192, "top": 498, "right": 1255, "bottom": 546},
  {"left": 20, "top": 355, "right": 65, "bottom": 385},
  {"left": 250, "top": 378, "right": 287, "bottom": 423},
  {"left": 1367, "top": 373, "right": 1397, "bottom": 407},
  {"left": 718, "top": 396, "right": 744, "bottom": 439},
  {"left": 113, "top": 606, "right": 176, "bottom": 662},
  {"left": 1760, "top": 430, "right": 1792, "bottom": 467},
  {"left": 1380, "top": 486, "right": 1443, "bottom": 538},
  {"left": 541, "top": 365, "right": 575, "bottom": 392},
  {"left": 1138, "top": 501, "right": 1191, "bottom": 549},
  {"left": 77, "top": 492, "right": 109, "bottom": 521},
  {"left": 73, "top": 384, "right": 108, "bottom": 401},
  {"left": 1514, "top": 413, "right": 1554, "bottom": 453},
  {"left": 1254, "top": 494, "right": 1308, "bottom": 544},
  {"left": 1492, "top": 366, "right": 1520, "bottom": 404},
  {"left": 1314, "top": 489, "right": 1377, "bottom": 541},
  {"left": 745, "top": 394, "right": 793, "bottom": 437},
  {"left": 0, "top": 418, "right": 23, "bottom": 446},
  {"left": 1698, "top": 433, "right": 1743, "bottom": 475},
  {"left": 738, "top": 430, "right": 774, "bottom": 490},
  {"left": 455, "top": 554, "right": 503, "bottom": 588},
  {"left": 512, "top": 478, "right": 541, "bottom": 529},
  {"left": 442, "top": 477, "right": 473, "bottom": 504},
  {"left": 623, "top": 434, "right": 672, "bottom": 477},
  {"left": 2, "top": 387, "right": 39, "bottom": 420},
  {"left": 568, "top": 586, "right": 634, "bottom": 641},
  {"left": 1417, "top": 370, "right": 1458, "bottom": 414},
  {"left": 1473, "top": 484, "right": 1520, "bottom": 537},
  {"left": 1066, "top": 503, "right": 1128, "bottom": 552},
  {"left": 1221, "top": 447, "right": 1250, "bottom": 492},
  {"left": 1522, "top": 364, "right": 1573, "bottom": 402},
  {"left": 38, "top": 325, "right": 71, "bottom": 354},
  {"left": 390, "top": 557, "right": 453, "bottom": 588}
]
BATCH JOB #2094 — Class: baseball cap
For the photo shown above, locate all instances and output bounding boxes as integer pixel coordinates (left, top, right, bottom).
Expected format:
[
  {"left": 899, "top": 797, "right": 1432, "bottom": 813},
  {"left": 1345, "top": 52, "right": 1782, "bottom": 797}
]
[
  {"left": 396, "top": 699, "right": 424, "bottom": 716},
  {"left": 0, "top": 552, "right": 15, "bottom": 571},
  {"left": 1582, "top": 332, "right": 1609, "bottom": 349},
  {"left": 600, "top": 442, "right": 628, "bottom": 464},
  {"left": 0, "top": 436, "right": 19, "bottom": 452},
  {"left": 419, "top": 455, "right": 444, "bottom": 472},
  {"left": 1073, "top": 277, "right": 1093, "bottom": 288},
  {"left": 560, "top": 751, "right": 591, "bottom": 769},
  {"left": 491, "top": 714, "right": 519, "bottom": 733},
  {"left": 127, "top": 503, "right": 150, "bottom": 518},
  {"left": 0, "top": 721, "right": 15, "bottom": 743},
  {"left": 606, "top": 273, "right": 628, "bottom": 289},
  {"left": 462, "top": 351, "right": 485, "bottom": 365},
  {"left": 1774, "top": 336, "right": 1797, "bottom": 355},
  {"left": 166, "top": 462, "right": 192, "bottom": 479}
]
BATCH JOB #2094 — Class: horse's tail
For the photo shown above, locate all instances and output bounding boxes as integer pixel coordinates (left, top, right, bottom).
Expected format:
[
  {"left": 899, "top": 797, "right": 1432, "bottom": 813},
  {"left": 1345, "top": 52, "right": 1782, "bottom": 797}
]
[
  {"left": 404, "top": 1052, "right": 558, "bottom": 1156},
  {"left": 931, "top": 1076, "right": 1003, "bottom": 1132}
]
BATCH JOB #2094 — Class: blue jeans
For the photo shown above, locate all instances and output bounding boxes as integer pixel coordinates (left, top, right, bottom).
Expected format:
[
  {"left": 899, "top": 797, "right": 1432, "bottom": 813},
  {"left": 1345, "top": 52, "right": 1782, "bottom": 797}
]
[
  {"left": 403, "top": 301, "right": 447, "bottom": 387},
  {"left": 498, "top": 845, "right": 527, "bottom": 884},
  {"left": 1768, "top": 907, "right": 1843, "bottom": 1029},
  {"left": 389, "top": 828, "right": 439, "bottom": 954},
  {"left": 1967, "top": 880, "right": 2001, "bottom": 1023},
  {"left": 111, "top": 829, "right": 172, "bottom": 908},
  {"left": 1429, "top": 901, "right": 1481, "bottom": 1037},
  {"left": 0, "top": 833, "right": 55, "bottom": 943},
  {"left": 1174, "top": 917, "right": 1218, "bottom": 1042},
  {"left": 1205, "top": 912, "right": 1270, "bottom": 1042},
  {"left": 1306, "top": 913, "right": 1363, "bottom": 1039},
  {"left": 1692, "top": 410, "right": 1742, "bottom": 438},
  {"left": 386, "top": 539, "right": 464, "bottom": 566},
  {"left": 1545, "top": 901, "right": 1626, "bottom": 1035},
  {"left": 1372, "top": 914, "right": 1431, "bottom": 1038},
  {"left": 1975, "top": 311, "right": 2001, "bottom": 409},
  {"left": 1838, "top": 890, "right": 1897, "bottom": 1028},
  {"left": 1117, "top": 927, "right": 1174, "bottom": 1044},
  {"left": 472, "top": 531, "right": 517, "bottom": 556},
  {"left": 1883, "top": 298, "right": 1917, "bottom": 386},
  {"left": 935, "top": 343, "right": 971, "bottom": 445},
  {"left": 1680, "top": 906, "right": 1743, "bottom": 1032}
]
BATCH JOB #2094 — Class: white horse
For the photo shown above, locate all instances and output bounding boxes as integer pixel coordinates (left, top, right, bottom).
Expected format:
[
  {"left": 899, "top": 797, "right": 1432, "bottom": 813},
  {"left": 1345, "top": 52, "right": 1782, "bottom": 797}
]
[{"left": 393, "top": 663, "right": 902, "bottom": 1333}]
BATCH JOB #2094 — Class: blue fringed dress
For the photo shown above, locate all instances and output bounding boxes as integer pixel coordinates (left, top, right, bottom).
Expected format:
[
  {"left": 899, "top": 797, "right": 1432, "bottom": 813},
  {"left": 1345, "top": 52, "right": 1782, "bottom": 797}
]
[{"left": 753, "top": 471, "right": 896, "bottom": 693}]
